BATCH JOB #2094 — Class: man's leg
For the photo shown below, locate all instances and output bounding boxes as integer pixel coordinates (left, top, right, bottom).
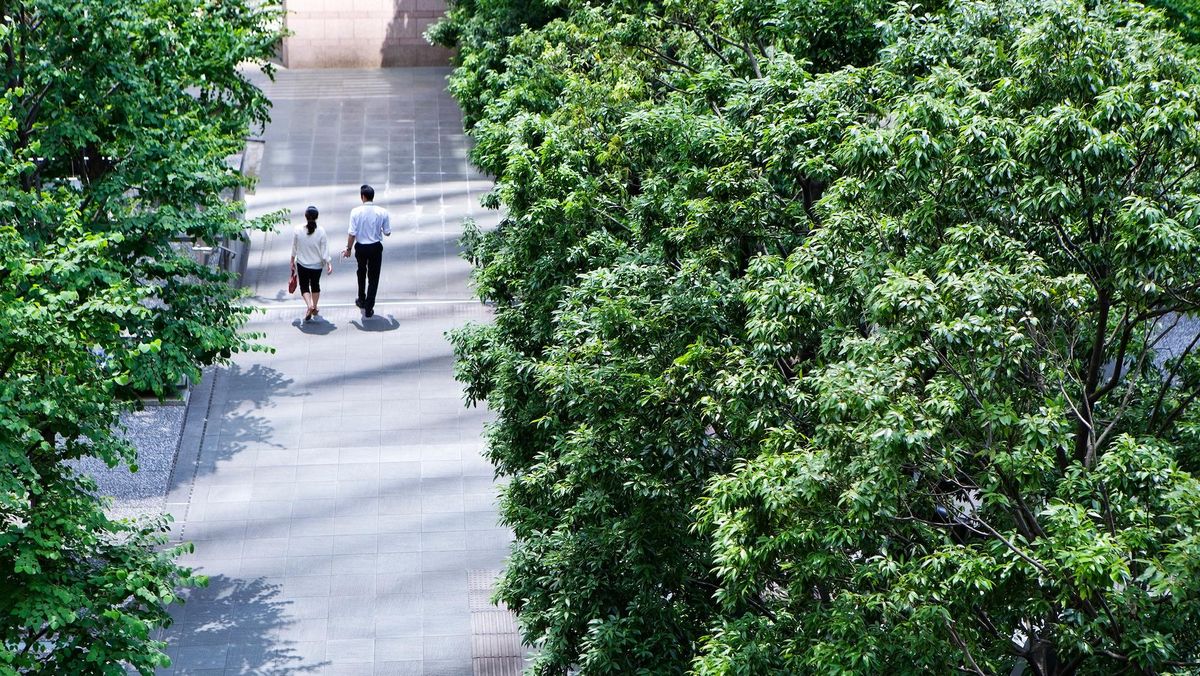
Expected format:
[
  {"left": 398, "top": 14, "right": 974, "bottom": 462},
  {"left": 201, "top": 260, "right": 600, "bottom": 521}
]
[
  {"left": 365, "top": 243, "right": 383, "bottom": 315},
  {"left": 354, "top": 243, "right": 368, "bottom": 307}
]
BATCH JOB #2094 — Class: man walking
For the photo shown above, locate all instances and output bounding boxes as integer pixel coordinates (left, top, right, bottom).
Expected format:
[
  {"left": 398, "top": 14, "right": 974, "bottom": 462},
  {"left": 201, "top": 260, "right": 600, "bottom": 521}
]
[{"left": 342, "top": 184, "right": 391, "bottom": 318}]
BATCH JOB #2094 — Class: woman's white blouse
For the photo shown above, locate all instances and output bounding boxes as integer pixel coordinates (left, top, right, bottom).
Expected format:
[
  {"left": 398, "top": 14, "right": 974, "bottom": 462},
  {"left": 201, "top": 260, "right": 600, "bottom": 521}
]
[{"left": 292, "top": 225, "right": 331, "bottom": 269}]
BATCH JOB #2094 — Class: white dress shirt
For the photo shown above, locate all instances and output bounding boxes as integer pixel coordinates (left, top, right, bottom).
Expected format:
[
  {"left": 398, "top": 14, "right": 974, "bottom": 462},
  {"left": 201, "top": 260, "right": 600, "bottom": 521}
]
[
  {"left": 349, "top": 203, "right": 391, "bottom": 245},
  {"left": 292, "top": 225, "right": 331, "bottom": 269}
]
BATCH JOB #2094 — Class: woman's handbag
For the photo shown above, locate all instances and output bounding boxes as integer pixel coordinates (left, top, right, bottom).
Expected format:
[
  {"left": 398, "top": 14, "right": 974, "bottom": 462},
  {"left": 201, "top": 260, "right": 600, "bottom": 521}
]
[{"left": 288, "top": 263, "right": 298, "bottom": 294}]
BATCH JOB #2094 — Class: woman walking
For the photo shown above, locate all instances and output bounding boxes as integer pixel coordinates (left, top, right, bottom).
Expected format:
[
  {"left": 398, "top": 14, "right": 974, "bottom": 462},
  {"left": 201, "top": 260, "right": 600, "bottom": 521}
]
[{"left": 291, "top": 205, "right": 333, "bottom": 321}]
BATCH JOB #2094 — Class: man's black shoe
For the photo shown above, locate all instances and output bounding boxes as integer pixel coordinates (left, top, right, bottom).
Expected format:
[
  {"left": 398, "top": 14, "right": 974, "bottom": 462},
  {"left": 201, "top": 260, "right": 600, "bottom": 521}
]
[
  {"left": 364, "top": 309, "right": 374, "bottom": 318},
  {"left": 355, "top": 298, "right": 364, "bottom": 309}
]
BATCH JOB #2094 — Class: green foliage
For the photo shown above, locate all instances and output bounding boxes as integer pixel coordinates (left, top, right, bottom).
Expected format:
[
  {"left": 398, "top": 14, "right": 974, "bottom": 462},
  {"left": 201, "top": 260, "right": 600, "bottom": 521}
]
[
  {"left": 426, "top": 0, "right": 567, "bottom": 127},
  {"left": 440, "top": 0, "right": 1200, "bottom": 672},
  {"left": 0, "top": 1, "right": 283, "bottom": 672},
  {"left": 1146, "top": 0, "right": 1200, "bottom": 47}
]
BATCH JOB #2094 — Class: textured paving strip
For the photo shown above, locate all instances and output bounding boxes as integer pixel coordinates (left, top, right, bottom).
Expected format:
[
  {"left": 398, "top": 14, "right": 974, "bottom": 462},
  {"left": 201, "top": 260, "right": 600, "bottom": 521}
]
[
  {"left": 468, "top": 570, "right": 527, "bottom": 675},
  {"left": 159, "top": 67, "right": 515, "bottom": 676}
]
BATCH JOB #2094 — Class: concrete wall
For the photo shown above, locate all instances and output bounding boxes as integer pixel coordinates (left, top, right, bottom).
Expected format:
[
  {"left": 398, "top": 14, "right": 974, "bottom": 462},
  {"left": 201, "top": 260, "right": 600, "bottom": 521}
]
[{"left": 281, "top": 0, "right": 453, "bottom": 69}]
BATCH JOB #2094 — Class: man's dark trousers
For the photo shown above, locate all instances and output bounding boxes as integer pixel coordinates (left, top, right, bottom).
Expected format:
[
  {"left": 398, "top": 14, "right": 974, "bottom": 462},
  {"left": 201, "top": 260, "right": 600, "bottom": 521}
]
[{"left": 354, "top": 241, "right": 384, "bottom": 312}]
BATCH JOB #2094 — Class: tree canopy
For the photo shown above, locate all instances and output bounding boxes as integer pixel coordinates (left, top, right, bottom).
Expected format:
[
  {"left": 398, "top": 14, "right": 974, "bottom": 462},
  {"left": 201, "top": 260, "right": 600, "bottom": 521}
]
[
  {"left": 1146, "top": 0, "right": 1200, "bottom": 47},
  {"left": 435, "top": 0, "right": 1200, "bottom": 673},
  {"left": 0, "top": 1, "right": 282, "bottom": 672}
]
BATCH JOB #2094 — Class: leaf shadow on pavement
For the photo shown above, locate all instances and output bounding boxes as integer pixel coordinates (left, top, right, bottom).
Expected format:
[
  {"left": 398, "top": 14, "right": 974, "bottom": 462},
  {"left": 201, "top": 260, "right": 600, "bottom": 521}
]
[
  {"left": 191, "top": 364, "right": 299, "bottom": 482},
  {"left": 163, "top": 574, "right": 327, "bottom": 674}
]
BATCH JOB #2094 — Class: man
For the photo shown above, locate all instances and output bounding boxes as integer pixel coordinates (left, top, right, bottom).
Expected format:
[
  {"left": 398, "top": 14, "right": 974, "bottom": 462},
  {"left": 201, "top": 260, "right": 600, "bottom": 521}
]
[{"left": 342, "top": 184, "right": 391, "bottom": 318}]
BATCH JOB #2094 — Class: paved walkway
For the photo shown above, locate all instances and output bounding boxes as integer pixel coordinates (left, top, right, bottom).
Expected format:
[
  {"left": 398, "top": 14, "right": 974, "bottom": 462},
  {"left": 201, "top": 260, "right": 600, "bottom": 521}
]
[{"left": 160, "top": 68, "right": 512, "bottom": 675}]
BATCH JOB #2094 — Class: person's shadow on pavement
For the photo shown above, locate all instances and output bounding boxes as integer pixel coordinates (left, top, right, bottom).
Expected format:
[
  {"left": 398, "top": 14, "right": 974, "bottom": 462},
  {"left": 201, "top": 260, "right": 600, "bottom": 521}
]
[
  {"left": 351, "top": 315, "right": 400, "bottom": 332},
  {"left": 291, "top": 318, "right": 338, "bottom": 335}
]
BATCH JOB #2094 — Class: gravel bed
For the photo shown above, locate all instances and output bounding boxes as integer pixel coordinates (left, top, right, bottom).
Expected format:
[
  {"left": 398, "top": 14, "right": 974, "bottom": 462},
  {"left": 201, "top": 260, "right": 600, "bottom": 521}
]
[{"left": 71, "top": 405, "right": 185, "bottom": 522}]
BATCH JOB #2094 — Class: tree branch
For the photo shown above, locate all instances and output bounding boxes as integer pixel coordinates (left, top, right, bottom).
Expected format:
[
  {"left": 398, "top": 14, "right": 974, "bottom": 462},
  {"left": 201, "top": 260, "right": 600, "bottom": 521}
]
[
  {"left": 974, "top": 516, "right": 1051, "bottom": 577},
  {"left": 666, "top": 18, "right": 762, "bottom": 78},
  {"left": 688, "top": 27, "right": 732, "bottom": 69},
  {"left": 1091, "top": 305, "right": 1136, "bottom": 402},
  {"left": 1156, "top": 382, "right": 1200, "bottom": 433},
  {"left": 1149, "top": 322, "right": 1200, "bottom": 428},
  {"left": 1074, "top": 283, "right": 1112, "bottom": 464},
  {"left": 1092, "top": 319, "right": 1158, "bottom": 454},
  {"left": 944, "top": 616, "right": 986, "bottom": 676},
  {"left": 17, "top": 624, "right": 51, "bottom": 659},
  {"left": 650, "top": 76, "right": 687, "bottom": 96},
  {"left": 635, "top": 43, "right": 700, "bottom": 75}
]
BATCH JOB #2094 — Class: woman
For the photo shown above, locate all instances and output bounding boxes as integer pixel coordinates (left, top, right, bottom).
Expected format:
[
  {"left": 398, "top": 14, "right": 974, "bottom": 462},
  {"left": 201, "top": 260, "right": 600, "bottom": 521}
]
[{"left": 291, "top": 205, "right": 333, "bottom": 321}]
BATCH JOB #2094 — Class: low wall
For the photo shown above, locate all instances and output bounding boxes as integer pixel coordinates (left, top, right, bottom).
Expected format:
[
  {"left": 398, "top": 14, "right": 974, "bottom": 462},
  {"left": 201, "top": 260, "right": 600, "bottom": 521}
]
[{"left": 281, "top": 0, "right": 453, "bottom": 68}]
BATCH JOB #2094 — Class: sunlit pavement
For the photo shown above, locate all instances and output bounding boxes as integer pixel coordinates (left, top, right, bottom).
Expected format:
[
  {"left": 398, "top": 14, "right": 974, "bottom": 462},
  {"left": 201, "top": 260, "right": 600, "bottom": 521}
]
[{"left": 159, "top": 68, "right": 519, "bottom": 675}]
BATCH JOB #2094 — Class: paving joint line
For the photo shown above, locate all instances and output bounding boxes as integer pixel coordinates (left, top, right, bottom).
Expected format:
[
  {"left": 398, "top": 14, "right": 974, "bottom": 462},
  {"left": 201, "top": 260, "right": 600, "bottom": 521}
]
[
  {"left": 163, "top": 366, "right": 221, "bottom": 545},
  {"left": 244, "top": 299, "right": 482, "bottom": 309}
]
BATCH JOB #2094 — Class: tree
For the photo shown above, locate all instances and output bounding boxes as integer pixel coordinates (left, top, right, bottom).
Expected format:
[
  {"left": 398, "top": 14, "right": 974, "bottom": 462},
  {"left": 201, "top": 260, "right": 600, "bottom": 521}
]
[
  {"left": 440, "top": 0, "right": 1200, "bottom": 673},
  {"left": 698, "top": 1, "right": 1200, "bottom": 672},
  {"left": 0, "top": 1, "right": 283, "bottom": 672},
  {"left": 439, "top": 0, "right": 888, "bottom": 671}
]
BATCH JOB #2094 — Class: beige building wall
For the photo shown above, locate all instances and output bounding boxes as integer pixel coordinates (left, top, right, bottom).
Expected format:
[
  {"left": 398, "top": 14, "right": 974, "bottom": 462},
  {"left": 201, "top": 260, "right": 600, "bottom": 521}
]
[{"left": 281, "top": 0, "right": 453, "bottom": 68}]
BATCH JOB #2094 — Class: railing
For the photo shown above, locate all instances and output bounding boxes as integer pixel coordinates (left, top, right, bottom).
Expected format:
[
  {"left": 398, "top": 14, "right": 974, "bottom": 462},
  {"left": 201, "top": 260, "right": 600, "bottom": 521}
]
[{"left": 177, "top": 137, "right": 266, "bottom": 283}]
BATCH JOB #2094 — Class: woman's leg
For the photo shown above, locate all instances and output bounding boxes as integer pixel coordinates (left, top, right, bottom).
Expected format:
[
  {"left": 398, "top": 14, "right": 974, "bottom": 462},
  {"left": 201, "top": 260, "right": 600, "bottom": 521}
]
[
  {"left": 310, "top": 270, "right": 323, "bottom": 316},
  {"left": 298, "top": 266, "right": 318, "bottom": 318}
]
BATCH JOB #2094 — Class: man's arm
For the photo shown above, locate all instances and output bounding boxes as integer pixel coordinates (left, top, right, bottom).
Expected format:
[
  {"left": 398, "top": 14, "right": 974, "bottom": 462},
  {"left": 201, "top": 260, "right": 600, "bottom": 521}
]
[
  {"left": 344, "top": 209, "right": 358, "bottom": 257},
  {"left": 383, "top": 210, "right": 391, "bottom": 237}
]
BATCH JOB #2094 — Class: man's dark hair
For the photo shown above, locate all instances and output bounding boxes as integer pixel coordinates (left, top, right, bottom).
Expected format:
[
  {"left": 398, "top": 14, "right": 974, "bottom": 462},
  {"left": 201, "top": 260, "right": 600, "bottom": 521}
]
[{"left": 360, "top": 184, "right": 375, "bottom": 201}]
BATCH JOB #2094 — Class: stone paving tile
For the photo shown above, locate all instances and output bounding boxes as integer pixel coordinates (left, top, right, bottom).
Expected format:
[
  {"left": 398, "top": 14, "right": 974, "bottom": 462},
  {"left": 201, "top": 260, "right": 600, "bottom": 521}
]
[{"left": 160, "top": 69, "right": 510, "bottom": 674}]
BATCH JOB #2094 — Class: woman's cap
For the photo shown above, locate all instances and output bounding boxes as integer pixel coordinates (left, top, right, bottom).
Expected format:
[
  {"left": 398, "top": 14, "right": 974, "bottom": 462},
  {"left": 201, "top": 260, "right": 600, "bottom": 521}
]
[{"left": 304, "top": 205, "right": 319, "bottom": 219}]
